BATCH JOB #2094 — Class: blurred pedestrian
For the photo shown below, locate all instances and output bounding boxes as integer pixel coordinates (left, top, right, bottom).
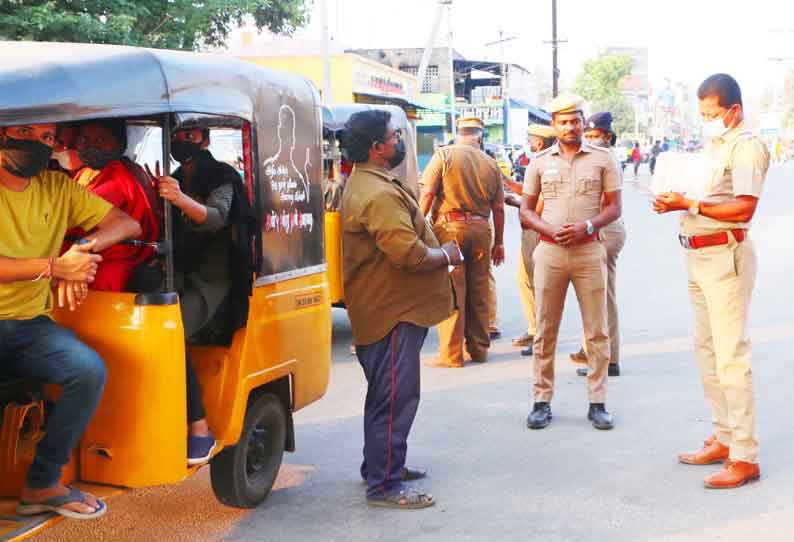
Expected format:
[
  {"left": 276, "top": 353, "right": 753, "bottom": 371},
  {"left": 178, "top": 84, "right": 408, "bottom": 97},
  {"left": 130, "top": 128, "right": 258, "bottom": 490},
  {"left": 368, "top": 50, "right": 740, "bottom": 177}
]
[
  {"left": 420, "top": 116, "right": 505, "bottom": 367},
  {"left": 653, "top": 74, "right": 769, "bottom": 489},
  {"left": 520, "top": 94, "right": 622, "bottom": 431},
  {"left": 649, "top": 140, "right": 662, "bottom": 175},
  {"left": 631, "top": 141, "right": 641, "bottom": 178},
  {"left": 341, "top": 109, "right": 459, "bottom": 508}
]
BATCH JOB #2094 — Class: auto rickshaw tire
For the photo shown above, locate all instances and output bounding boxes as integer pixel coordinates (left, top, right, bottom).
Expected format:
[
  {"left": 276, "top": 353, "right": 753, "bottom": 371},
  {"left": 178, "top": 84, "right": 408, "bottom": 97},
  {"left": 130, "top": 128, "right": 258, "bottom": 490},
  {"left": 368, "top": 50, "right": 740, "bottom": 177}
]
[{"left": 210, "top": 393, "right": 287, "bottom": 508}]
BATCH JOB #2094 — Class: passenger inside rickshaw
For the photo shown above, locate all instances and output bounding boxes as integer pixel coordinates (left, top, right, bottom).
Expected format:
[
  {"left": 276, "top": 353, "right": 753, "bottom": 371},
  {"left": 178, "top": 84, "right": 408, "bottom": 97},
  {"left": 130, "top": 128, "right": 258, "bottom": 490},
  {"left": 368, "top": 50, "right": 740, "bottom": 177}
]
[
  {"left": 150, "top": 125, "right": 256, "bottom": 465},
  {"left": 59, "top": 119, "right": 160, "bottom": 292}
]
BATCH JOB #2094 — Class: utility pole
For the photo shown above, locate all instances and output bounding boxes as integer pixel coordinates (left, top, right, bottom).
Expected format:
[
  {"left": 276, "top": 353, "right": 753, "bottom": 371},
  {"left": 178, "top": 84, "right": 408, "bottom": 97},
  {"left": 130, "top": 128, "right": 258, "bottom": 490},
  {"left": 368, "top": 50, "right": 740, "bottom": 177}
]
[
  {"left": 485, "top": 30, "right": 517, "bottom": 145},
  {"left": 320, "top": 0, "right": 333, "bottom": 103},
  {"left": 444, "top": 0, "right": 456, "bottom": 139},
  {"left": 543, "top": 0, "right": 567, "bottom": 98}
]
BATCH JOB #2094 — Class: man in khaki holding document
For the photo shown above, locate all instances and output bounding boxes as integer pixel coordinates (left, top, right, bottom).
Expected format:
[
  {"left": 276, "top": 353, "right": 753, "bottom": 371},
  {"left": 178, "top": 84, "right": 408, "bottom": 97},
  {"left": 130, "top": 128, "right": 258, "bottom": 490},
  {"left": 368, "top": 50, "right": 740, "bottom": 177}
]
[{"left": 654, "top": 74, "right": 770, "bottom": 489}]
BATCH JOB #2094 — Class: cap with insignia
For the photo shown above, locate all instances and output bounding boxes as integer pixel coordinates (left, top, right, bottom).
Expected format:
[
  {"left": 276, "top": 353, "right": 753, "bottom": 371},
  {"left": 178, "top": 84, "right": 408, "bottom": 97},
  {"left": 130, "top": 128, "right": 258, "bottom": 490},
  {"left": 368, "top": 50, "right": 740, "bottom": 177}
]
[
  {"left": 544, "top": 93, "right": 585, "bottom": 115},
  {"left": 585, "top": 111, "right": 614, "bottom": 133},
  {"left": 456, "top": 116, "right": 485, "bottom": 129},
  {"left": 527, "top": 124, "right": 556, "bottom": 138}
]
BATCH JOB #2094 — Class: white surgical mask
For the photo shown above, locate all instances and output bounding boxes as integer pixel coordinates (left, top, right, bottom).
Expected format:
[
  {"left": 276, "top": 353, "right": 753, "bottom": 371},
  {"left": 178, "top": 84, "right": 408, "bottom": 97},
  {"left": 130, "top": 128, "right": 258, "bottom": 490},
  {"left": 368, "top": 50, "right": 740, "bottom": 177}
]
[
  {"left": 52, "top": 150, "right": 82, "bottom": 171},
  {"left": 701, "top": 112, "right": 730, "bottom": 140}
]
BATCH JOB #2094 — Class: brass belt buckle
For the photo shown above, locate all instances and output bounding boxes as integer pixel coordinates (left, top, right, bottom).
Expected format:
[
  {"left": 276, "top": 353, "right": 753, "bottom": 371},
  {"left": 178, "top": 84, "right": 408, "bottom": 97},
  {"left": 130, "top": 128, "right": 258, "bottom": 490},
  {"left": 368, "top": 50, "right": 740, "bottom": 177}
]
[{"left": 678, "top": 234, "right": 692, "bottom": 249}]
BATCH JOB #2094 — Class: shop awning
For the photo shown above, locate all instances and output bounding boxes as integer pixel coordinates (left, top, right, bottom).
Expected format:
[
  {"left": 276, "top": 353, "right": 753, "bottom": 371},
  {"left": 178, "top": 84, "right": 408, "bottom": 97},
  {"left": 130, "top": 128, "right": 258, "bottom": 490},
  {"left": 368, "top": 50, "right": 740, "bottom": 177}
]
[
  {"left": 353, "top": 92, "right": 455, "bottom": 115},
  {"left": 509, "top": 98, "right": 551, "bottom": 122}
]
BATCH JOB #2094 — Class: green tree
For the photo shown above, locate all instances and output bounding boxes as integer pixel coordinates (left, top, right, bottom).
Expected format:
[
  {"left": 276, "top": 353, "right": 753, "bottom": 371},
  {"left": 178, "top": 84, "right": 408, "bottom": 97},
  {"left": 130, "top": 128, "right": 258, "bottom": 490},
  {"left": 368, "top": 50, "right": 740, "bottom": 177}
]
[
  {"left": 572, "top": 54, "right": 635, "bottom": 135},
  {"left": 0, "top": 1, "right": 311, "bottom": 51}
]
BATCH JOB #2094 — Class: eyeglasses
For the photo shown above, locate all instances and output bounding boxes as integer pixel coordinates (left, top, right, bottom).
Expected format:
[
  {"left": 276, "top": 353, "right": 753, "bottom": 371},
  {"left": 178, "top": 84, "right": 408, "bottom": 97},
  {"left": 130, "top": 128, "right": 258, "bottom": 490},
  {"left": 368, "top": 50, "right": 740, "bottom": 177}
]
[{"left": 377, "top": 128, "right": 403, "bottom": 144}]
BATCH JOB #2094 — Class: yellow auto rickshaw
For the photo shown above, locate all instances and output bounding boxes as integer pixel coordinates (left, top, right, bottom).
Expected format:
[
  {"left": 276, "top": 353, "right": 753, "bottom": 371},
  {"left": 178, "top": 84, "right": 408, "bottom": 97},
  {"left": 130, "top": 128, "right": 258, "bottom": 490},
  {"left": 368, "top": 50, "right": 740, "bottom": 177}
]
[
  {"left": 321, "top": 104, "right": 421, "bottom": 306},
  {"left": 0, "top": 41, "right": 331, "bottom": 541}
]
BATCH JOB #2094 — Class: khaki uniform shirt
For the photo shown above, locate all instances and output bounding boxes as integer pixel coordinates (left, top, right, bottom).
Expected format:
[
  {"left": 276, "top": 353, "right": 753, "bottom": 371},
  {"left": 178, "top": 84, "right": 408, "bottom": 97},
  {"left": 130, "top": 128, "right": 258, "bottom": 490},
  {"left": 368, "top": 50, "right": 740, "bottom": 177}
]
[
  {"left": 523, "top": 142, "right": 622, "bottom": 228},
  {"left": 420, "top": 142, "right": 505, "bottom": 218},
  {"left": 342, "top": 166, "right": 454, "bottom": 345},
  {"left": 680, "top": 122, "right": 770, "bottom": 236}
]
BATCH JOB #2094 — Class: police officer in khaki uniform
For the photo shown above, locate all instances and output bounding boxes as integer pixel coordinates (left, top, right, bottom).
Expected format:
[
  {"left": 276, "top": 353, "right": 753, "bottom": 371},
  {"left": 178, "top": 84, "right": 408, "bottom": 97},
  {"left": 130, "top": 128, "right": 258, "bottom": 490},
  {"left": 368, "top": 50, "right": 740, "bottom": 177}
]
[
  {"left": 508, "top": 124, "right": 557, "bottom": 356},
  {"left": 654, "top": 74, "right": 769, "bottom": 489},
  {"left": 520, "top": 94, "right": 622, "bottom": 430},
  {"left": 420, "top": 116, "right": 505, "bottom": 367},
  {"left": 572, "top": 112, "right": 627, "bottom": 377}
]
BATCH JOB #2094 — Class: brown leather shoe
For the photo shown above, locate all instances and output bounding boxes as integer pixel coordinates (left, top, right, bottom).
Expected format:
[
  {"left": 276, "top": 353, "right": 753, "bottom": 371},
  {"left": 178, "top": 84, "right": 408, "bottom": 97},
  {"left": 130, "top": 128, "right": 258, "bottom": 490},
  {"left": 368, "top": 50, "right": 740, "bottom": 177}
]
[
  {"left": 569, "top": 348, "right": 587, "bottom": 364},
  {"left": 424, "top": 358, "right": 464, "bottom": 368},
  {"left": 704, "top": 461, "right": 760, "bottom": 489},
  {"left": 678, "top": 440, "right": 729, "bottom": 465}
]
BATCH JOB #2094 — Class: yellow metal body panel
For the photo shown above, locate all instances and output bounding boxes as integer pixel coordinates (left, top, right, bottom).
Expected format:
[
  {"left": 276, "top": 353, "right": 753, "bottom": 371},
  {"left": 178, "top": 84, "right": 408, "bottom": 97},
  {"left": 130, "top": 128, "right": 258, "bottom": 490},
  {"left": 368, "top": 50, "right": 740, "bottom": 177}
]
[
  {"left": 53, "top": 294, "right": 189, "bottom": 488},
  {"left": 0, "top": 273, "right": 331, "bottom": 542},
  {"left": 324, "top": 211, "right": 344, "bottom": 304},
  {"left": 193, "top": 271, "right": 332, "bottom": 447}
]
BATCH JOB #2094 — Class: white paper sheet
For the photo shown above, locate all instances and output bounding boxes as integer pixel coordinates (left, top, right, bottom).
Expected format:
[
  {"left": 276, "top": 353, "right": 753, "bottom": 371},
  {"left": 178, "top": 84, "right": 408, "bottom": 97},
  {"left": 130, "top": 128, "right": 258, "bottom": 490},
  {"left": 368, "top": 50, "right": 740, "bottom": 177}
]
[{"left": 650, "top": 152, "right": 713, "bottom": 199}]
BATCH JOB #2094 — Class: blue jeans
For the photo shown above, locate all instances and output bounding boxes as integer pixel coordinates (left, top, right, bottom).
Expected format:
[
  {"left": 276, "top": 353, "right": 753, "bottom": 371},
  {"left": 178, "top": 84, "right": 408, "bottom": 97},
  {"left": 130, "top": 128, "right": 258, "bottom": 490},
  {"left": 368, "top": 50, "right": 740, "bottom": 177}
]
[{"left": 0, "top": 316, "right": 106, "bottom": 488}]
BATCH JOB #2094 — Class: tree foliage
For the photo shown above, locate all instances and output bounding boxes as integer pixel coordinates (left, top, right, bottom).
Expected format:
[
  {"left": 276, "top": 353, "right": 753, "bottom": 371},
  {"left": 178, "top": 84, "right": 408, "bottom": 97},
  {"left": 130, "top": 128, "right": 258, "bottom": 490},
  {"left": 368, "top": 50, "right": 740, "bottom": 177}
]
[
  {"left": 0, "top": 1, "right": 312, "bottom": 51},
  {"left": 572, "top": 54, "right": 635, "bottom": 135}
]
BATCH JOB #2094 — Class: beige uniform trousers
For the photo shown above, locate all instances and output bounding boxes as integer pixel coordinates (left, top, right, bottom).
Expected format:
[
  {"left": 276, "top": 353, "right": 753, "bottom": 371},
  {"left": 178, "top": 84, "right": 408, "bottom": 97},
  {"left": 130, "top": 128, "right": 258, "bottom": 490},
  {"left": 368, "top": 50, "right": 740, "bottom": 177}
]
[
  {"left": 488, "top": 271, "right": 499, "bottom": 332},
  {"left": 583, "top": 221, "right": 626, "bottom": 363},
  {"left": 685, "top": 235, "right": 758, "bottom": 463},
  {"left": 517, "top": 229, "right": 539, "bottom": 335},
  {"left": 435, "top": 219, "right": 492, "bottom": 364},
  {"left": 533, "top": 240, "right": 609, "bottom": 403}
]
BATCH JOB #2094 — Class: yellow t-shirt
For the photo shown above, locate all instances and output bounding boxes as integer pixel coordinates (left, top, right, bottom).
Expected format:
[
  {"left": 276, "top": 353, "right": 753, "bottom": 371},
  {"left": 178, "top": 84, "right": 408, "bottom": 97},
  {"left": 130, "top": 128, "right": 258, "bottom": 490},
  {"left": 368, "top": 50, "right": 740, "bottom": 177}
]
[{"left": 0, "top": 170, "right": 113, "bottom": 320}]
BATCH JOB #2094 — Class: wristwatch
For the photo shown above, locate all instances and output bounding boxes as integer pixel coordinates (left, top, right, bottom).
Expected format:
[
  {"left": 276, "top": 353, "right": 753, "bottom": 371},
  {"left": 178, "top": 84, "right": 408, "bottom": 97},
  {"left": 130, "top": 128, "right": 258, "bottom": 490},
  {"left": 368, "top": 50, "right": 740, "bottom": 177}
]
[
  {"left": 688, "top": 200, "right": 700, "bottom": 216},
  {"left": 585, "top": 220, "right": 594, "bottom": 236}
]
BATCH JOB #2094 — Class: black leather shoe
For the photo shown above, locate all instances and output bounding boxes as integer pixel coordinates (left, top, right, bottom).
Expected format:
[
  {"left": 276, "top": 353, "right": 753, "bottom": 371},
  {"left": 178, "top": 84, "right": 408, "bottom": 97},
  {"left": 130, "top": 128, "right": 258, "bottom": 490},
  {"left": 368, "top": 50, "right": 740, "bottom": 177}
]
[
  {"left": 521, "top": 344, "right": 533, "bottom": 356},
  {"left": 512, "top": 332, "right": 533, "bottom": 347},
  {"left": 587, "top": 403, "right": 614, "bottom": 430},
  {"left": 526, "top": 402, "right": 552, "bottom": 429},
  {"left": 489, "top": 330, "right": 502, "bottom": 340},
  {"left": 577, "top": 364, "right": 620, "bottom": 377}
]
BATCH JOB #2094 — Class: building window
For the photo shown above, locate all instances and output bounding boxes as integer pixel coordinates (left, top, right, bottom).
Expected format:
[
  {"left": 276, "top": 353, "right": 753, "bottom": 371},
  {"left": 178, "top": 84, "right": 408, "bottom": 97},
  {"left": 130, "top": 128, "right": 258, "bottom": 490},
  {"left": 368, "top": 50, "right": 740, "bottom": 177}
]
[{"left": 402, "top": 65, "right": 439, "bottom": 93}]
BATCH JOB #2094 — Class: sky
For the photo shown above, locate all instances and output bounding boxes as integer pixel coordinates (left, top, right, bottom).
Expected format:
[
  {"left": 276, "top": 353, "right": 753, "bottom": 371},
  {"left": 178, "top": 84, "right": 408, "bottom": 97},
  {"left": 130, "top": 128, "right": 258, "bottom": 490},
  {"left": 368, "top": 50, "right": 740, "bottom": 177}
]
[{"left": 296, "top": 0, "right": 794, "bottom": 104}]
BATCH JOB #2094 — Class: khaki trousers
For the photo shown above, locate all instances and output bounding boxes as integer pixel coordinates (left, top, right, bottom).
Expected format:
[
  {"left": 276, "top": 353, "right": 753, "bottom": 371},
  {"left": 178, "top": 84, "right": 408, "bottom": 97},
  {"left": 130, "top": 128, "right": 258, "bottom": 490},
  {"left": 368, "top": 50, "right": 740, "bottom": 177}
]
[
  {"left": 533, "top": 240, "right": 609, "bottom": 403},
  {"left": 583, "top": 221, "right": 626, "bottom": 363},
  {"left": 435, "top": 220, "right": 492, "bottom": 364},
  {"left": 685, "top": 235, "right": 758, "bottom": 463},
  {"left": 517, "top": 230, "right": 539, "bottom": 335},
  {"left": 487, "top": 271, "right": 499, "bottom": 332}
]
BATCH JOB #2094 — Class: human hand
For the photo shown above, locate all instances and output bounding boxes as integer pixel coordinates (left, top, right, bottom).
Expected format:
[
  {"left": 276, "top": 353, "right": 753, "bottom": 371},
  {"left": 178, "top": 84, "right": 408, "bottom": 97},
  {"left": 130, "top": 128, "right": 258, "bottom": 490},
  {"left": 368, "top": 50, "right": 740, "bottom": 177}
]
[
  {"left": 653, "top": 192, "right": 689, "bottom": 214},
  {"left": 441, "top": 241, "right": 464, "bottom": 266},
  {"left": 157, "top": 176, "right": 185, "bottom": 205},
  {"left": 56, "top": 280, "right": 89, "bottom": 311},
  {"left": 53, "top": 239, "right": 102, "bottom": 282},
  {"left": 143, "top": 160, "right": 161, "bottom": 184},
  {"left": 491, "top": 243, "right": 505, "bottom": 266},
  {"left": 504, "top": 194, "right": 522, "bottom": 208},
  {"left": 554, "top": 222, "right": 588, "bottom": 246}
]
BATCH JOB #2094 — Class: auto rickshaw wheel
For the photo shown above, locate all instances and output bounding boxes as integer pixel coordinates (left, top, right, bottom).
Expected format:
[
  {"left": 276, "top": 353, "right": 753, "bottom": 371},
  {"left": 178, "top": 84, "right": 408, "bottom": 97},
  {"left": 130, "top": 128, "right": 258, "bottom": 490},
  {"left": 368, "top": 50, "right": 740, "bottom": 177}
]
[{"left": 210, "top": 393, "right": 287, "bottom": 508}]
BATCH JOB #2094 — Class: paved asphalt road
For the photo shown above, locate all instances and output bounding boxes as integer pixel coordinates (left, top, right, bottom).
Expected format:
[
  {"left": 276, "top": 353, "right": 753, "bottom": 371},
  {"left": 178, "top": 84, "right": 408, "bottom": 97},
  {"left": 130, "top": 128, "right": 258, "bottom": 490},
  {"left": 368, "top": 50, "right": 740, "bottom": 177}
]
[{"left": 41, "top": 163, "right": 794, "bottom": 542}]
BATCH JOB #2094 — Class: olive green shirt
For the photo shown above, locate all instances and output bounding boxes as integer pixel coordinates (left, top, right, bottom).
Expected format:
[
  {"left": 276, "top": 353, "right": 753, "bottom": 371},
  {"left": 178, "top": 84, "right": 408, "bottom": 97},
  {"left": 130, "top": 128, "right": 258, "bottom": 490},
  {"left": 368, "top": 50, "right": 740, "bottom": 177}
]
[
  {"left": 420, "top": 142, "right": 505, "bottom": 218},
  {"left": 523, "top": 142, "right": 622, "bottom": 228},
  {"left": 342, "top": 166, "right": 454, "bottom": 345},
  {"left": 679, "top": 122, "right": 770, "bottom": 236}
]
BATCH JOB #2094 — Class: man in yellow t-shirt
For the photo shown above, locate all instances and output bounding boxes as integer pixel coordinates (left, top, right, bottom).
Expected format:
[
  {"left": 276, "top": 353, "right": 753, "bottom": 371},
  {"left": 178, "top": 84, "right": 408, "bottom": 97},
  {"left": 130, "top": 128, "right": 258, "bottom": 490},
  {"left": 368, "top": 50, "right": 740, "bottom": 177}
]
[{"left": 0, "top": 123, "right": 141, "bottom": 519}]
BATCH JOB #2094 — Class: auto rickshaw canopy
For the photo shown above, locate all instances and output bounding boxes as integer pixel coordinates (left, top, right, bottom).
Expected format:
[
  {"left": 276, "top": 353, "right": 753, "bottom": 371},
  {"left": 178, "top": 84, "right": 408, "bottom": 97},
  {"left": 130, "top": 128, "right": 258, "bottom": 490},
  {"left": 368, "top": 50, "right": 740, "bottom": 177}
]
[{"left": 0, "top": 41, "right": 316, "bottom": 126}]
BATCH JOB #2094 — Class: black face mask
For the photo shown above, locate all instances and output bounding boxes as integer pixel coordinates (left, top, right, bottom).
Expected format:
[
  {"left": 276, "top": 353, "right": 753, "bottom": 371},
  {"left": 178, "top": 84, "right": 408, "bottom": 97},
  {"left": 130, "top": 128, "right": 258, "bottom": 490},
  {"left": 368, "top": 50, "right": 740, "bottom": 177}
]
[
  {"left": 387, "top": 139, "right": 407, "bottom": 170},
  {"left": 171, "top": 140, "right": 203, "bottom": 163},
  {"left": 0, "top": 137, "right": 53, "bottom": 178},
  {"left": 77, "top": 147, "right": 122, "bottom": 170}
]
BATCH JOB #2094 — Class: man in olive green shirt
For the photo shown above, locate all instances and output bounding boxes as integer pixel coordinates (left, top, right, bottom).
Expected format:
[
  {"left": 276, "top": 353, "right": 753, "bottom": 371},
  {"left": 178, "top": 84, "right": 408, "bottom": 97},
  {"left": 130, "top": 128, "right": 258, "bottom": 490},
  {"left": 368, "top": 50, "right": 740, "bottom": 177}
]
[
  {"left": 1, "top": 122, "right": 141, "bottom": 519},
  {"left": 341, "top": 110, "right": 458, "bottom": 510}
]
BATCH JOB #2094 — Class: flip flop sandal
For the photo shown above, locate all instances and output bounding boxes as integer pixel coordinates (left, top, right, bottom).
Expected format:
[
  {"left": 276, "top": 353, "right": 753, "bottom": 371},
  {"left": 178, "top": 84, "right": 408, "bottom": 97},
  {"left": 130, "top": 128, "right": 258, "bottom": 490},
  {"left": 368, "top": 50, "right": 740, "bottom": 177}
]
[
  {"left": 17, "top": 486, "right": 107, "bottom": 520},
  {"left": 367, "top": 489, "right": 434, "bottom": 510}
]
